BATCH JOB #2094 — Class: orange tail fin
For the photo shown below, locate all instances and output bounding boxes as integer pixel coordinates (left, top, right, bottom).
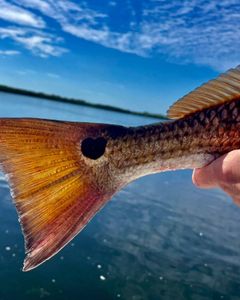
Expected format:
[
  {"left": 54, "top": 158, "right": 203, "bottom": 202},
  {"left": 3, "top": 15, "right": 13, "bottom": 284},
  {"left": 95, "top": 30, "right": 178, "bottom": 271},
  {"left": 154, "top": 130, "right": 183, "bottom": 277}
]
[{"left": 0, "top": 118, "right": 119, "bottom": 271}]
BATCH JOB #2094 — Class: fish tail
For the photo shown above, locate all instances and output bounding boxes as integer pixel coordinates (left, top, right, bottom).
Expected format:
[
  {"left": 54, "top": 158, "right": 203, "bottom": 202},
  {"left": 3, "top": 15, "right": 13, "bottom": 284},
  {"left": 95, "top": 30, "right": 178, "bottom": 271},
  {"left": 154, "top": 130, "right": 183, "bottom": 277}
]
[{"left": 0, "top": 118, "right": 118, "bottom": 271}]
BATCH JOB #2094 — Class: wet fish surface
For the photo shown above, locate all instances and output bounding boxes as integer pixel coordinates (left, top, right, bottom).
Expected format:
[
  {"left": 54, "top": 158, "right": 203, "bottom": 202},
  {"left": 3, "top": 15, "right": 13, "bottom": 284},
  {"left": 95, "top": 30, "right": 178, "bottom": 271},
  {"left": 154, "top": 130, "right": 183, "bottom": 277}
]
[{"left": 0, "top": 66, "right": 240, "bottom": 271}]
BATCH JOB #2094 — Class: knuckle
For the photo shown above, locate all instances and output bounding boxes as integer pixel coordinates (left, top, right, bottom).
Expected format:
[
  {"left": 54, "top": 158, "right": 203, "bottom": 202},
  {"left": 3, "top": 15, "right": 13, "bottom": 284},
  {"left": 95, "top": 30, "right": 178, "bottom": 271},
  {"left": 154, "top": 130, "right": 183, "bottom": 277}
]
[
  {"left": 218, "top": 152, "right": 240, "bottom": 184},
  {"left": 219, "top": 166, "right": 235, "bottom": 184}
]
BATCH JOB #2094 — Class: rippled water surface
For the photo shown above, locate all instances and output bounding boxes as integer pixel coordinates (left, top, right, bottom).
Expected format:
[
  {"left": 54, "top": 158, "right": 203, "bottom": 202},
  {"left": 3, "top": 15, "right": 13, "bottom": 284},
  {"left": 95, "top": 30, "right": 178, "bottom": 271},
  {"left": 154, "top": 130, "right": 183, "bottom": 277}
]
[{"left": 0, "top": 92, "right": 240, "bottom": 300}]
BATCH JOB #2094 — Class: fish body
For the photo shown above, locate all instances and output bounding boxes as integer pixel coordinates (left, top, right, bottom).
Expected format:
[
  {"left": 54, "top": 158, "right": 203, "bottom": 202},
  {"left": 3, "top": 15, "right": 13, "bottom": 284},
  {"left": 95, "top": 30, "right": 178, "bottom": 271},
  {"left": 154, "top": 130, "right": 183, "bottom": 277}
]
[
  {"left": 1, "top": 66, "right": 240, "bottom": 271},
  {"left": 100, "top": 100, "right": 240, "bottom": 188}
]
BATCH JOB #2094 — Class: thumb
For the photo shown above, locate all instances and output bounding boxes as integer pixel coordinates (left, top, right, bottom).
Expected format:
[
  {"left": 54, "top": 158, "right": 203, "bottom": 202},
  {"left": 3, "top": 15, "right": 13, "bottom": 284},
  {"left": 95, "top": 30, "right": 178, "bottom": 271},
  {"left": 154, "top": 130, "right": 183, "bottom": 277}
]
[
  {"left": 192, "top": 150, "right": 240, "bottom": 189},
  {"left": 192, "top": 162, "right": 219, "bottom": 188}
]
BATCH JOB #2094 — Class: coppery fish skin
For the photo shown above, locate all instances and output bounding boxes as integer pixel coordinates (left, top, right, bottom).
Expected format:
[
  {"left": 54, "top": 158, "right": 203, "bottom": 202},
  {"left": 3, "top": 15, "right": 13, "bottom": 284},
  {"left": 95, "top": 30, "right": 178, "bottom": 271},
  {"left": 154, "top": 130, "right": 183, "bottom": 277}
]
[{"left": 100, "top": 99, "right": 240, "bottom": 187}]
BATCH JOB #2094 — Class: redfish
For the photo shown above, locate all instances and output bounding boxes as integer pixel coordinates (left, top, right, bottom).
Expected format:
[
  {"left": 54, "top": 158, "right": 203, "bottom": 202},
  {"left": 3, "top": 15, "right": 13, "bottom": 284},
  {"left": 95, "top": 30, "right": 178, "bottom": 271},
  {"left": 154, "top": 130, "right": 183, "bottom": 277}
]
[{"left": 1, "top": 66, "right": 240, "bottom": 271}]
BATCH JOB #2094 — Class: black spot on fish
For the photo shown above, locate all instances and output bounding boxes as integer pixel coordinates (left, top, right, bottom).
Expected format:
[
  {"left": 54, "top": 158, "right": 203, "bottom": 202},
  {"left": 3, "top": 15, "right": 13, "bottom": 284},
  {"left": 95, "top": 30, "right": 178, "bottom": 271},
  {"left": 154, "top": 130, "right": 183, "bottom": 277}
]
[
  {"left": 105, "top": 125, "right": 130, "bottom": 140},
  {"left": 81, "top": 137, "right": 107, "bottom": 160},
  {"left": 234, "top": 99, "right": 240, "bottom": 110}
]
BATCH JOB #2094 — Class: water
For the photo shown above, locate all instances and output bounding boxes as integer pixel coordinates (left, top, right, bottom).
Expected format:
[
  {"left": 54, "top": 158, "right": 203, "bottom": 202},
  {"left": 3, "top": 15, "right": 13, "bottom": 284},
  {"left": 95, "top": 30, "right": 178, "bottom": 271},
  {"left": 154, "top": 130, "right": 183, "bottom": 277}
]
[{"left": 0, "top": 92, "right": 240, "bottom": 300}]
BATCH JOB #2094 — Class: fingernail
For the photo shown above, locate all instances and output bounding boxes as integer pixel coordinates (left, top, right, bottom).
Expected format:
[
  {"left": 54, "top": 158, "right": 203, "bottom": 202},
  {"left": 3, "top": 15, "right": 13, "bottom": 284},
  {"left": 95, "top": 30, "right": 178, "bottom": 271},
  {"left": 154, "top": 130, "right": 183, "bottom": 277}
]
[{"left": 192, "top": 169, "right": 200, "bottom": 187}]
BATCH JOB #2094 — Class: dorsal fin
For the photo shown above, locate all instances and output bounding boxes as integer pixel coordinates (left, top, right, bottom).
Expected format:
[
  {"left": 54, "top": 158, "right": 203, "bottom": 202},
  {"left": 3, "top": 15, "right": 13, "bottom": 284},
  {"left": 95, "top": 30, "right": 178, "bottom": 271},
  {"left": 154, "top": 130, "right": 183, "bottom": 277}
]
[{"left": 167, "top": 66, "right": 240, "bottom": 119}]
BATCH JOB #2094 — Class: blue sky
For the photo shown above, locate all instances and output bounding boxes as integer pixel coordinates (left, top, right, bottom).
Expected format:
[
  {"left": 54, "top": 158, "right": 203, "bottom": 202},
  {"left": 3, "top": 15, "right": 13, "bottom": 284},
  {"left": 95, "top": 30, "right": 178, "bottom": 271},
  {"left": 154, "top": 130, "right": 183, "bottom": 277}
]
[{"left": 0, "top": 0, "right": 239, "bottom": 114}]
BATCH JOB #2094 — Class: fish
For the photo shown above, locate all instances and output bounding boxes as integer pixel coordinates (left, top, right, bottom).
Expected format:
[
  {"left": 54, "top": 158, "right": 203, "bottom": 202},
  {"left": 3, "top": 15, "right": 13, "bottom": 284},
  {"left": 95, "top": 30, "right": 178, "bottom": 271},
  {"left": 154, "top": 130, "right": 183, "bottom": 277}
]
[{"left": 1, "top": 66, "right": 240, "bottom": 271}]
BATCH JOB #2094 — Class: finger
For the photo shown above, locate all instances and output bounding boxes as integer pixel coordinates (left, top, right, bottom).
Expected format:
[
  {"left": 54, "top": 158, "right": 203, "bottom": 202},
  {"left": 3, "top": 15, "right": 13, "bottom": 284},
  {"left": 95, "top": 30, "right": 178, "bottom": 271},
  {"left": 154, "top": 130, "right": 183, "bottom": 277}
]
[
  {"left": 220, "top": 181, "right": 240, "bottom": 202},
  {"left": 192, "top": 162, "right": 219, "bottom": 188},
  {"left": 193, "top": 150, "right": 240, "bottom": 189}
]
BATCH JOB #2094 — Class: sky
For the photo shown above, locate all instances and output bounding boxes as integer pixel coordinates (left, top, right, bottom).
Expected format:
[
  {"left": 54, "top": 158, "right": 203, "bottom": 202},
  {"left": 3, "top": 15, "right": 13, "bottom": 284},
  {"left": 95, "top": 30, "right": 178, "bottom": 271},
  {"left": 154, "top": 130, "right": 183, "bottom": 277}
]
[{"left": 0, "top": 0, "right": 239, "bottom": 114}]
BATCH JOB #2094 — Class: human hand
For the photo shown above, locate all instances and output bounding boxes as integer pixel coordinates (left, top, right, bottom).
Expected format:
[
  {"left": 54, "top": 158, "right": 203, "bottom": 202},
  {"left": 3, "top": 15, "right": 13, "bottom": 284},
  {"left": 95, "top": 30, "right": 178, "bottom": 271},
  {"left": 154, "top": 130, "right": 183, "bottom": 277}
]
[{"left": 192, "top": 150, "right": 240, "bottom": 206}]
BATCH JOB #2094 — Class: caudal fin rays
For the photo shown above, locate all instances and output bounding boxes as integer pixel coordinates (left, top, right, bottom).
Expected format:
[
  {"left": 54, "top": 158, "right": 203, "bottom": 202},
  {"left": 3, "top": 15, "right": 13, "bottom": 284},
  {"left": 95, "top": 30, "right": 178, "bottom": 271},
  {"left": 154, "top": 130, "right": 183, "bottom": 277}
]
[{"left": 0, "top": 118, "right": 115, "bottom": 271}]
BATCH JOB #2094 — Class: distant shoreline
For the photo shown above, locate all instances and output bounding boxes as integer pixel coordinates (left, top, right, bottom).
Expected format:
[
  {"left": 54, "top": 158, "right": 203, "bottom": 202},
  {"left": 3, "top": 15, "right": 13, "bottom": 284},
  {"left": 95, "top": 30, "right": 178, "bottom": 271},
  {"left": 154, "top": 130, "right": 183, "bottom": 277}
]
[{"left": 0, "top": 84, "right": 167, "bottom": 120}]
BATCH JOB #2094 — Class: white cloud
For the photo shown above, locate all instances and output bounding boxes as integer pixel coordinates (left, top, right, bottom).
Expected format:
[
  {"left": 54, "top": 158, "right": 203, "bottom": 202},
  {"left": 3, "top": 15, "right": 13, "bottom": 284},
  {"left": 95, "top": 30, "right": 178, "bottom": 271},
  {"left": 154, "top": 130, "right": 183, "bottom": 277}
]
[
  {"left": 46, "top": 72, "right": 60, "bottom": 78},
  {"left": 15, "top": 0, "right": 107, "bottom": 26},
  {"left": 1, "top": 0, "right": 240, "bottom": 69},
  {"left": 0, "top": 0, "right": 45, "bottom": 28},
  {"left": 0, "top": 50, "right": 20, "bottom": 55},
  {"left": 139, "top": 0, "right": 240, "bottom": 70},
  {"left": 15, "top": 69, "right": 37, "bottom": 76},
  {"left": 0, "top": 27, "right": 67, "bottom": 57},
  {"left": 109, "top": 1, "right": 117, "bottom": 6},
  {"left": 63, "top": 24, "right": 109, "bottom": 43},
  {"left": 12, "top": 0, "right": 53, "bottom": 15}
]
